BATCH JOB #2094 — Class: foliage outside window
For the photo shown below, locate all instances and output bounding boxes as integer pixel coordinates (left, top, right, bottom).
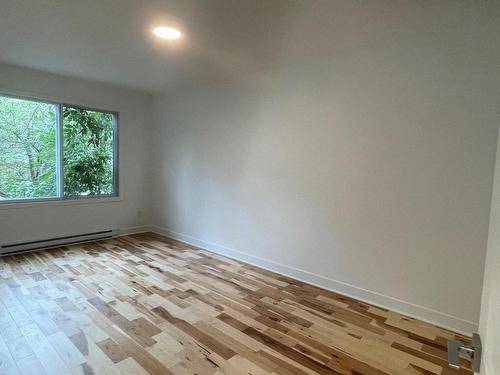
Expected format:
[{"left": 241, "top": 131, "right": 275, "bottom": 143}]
[{"left": 0, "top": 95, "right": 118, "bottom": 202}]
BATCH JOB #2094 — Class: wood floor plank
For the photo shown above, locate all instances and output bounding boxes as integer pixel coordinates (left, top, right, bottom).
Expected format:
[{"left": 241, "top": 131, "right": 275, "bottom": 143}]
[
  {"left": 0, "top": 233, "right": 472, "bottom": 375},
  {"left": 15, "top": 354, "right": 48, "bottom": 375}
]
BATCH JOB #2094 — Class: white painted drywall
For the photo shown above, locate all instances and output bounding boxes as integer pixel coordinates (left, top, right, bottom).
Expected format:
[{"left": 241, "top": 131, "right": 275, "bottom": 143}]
[
  {"left": 0, "top": 63, "right": 152, "bottom": 243},
  {"left": 479, "top": 128, "right": 500, "bottom": 374},
  {"left": 150, "top": 3, "right": 500, "bottom": 333}
]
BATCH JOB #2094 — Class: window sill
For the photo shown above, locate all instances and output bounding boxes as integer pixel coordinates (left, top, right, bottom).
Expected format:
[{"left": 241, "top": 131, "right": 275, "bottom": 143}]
[{"left": 0, "top": 196, "right": 122, "bottom": 210}]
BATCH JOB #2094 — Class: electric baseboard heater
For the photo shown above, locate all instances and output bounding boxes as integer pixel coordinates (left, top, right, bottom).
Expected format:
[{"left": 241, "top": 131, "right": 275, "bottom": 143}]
[{"left": 0, "top": 228, "right": 118, "bottom": 256}]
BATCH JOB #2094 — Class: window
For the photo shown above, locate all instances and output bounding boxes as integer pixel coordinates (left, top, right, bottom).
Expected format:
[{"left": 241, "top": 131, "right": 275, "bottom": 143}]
[
  {"left": 0, "top": 96, "right": 58, "bottom": 200},
  {"left": 0, "top": 94, "right": 118, "bottom": 202},
  {"left": 63, "top": 106, "right": 117, "bottom": 197}
]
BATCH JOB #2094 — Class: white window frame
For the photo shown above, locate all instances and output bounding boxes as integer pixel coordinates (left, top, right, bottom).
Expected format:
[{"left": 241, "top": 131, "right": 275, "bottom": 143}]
[{"left": 0, "top": 92, "right": 119, "bottom": 205}]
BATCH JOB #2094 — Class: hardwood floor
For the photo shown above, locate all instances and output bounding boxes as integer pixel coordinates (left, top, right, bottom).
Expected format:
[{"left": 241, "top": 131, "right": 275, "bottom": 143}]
[{"left": 0, "top": 232, "right": 472, "bottom": 375}]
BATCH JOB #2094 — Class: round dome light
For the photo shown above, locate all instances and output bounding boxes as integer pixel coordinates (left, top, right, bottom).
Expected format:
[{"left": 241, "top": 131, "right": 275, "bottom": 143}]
[{"left": 153, "top": 27, "right": 182, "bottom": 40}]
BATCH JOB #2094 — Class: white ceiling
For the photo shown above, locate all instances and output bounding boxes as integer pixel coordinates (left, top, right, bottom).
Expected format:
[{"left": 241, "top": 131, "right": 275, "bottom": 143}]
[{"left": 0, "top": 0, "right": 499, "bottom": 93}]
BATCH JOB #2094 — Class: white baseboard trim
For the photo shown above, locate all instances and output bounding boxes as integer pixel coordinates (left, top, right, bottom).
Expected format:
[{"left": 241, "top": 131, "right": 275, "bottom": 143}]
[
  {"left": 151, "top": 225, "right": 478, "bottom": 335},
  {"left": 118, "top": 226, "right": 151, "bottom": 236}
]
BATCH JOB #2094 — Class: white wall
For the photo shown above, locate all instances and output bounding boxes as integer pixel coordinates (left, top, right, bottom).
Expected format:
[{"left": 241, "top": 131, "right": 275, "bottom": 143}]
[
  {"left": 0, "top": 63, "right": 152, "bottom": 243},
  {"left": 150, "top": 4, "right": 500, "bottom": 333},
  {"left": 479, "top": 128, "right": 500, "bottom": 375}
]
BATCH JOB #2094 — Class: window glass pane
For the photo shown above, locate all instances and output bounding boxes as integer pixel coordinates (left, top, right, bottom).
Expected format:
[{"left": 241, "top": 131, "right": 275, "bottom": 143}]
[
  {"left": 63, "top": 106, "right": 115, "bottom": 196},
  {"left": 0, "top": 96, "right": 57, "bottom": 200}
]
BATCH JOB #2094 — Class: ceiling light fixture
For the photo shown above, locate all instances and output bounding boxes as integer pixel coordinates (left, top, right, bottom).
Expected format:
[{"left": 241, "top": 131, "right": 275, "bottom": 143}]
[{"left": 153, "top": 26, "right": 182, "bottom": 40}]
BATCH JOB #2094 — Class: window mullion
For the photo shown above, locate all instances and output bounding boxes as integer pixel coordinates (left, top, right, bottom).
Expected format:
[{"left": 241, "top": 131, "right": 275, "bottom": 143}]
[{"left": 56, "top": 104, "right": 64, "bottom": 198}]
